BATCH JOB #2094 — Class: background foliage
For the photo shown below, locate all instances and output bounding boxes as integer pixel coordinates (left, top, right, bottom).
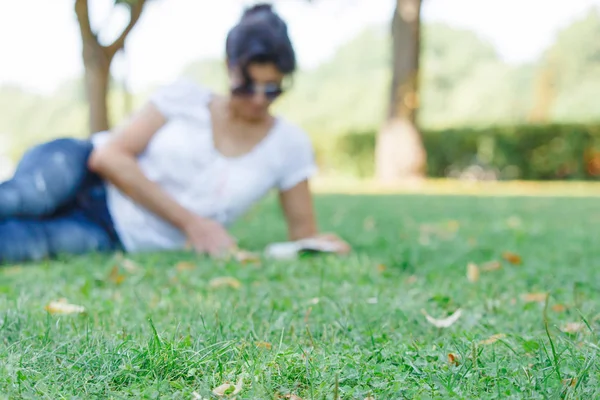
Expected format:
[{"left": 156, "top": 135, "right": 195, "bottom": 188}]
[
  {"left": 2, "top": 10, "right": 600, "bottom": 179},
  {"left": 327, "top": 124, "right": 600, "bottom": 180}
]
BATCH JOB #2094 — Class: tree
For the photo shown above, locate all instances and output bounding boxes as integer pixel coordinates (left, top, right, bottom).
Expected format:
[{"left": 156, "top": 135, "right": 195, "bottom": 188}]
[
  {"left": 541, "top": 8, "right": 600, "bottom": 122},
  {"left": 74, "top": 0, "right": 148, "bottom": 134},
  {"left": 375, "top": 0, "right": 426, "bottom": 182},
  {"left": 528, "top": 58, "right": 556, "bottom": 123}
]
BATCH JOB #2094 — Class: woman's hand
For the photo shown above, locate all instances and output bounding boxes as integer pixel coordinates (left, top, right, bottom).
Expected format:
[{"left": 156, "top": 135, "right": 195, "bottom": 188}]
[
  {"left": 277, "top": 181, "right": 351, "bottom": 255},
  {"left": 184, "top": 216, "right": 237, "bottom": 257},
  {"left": 310, "top": 232, "right": 352, "bottom": 255}
]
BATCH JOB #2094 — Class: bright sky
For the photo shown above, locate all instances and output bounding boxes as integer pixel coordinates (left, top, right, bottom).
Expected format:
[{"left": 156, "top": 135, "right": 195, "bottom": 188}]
[{"left": 0, "top": 0, "right": 599, "bottom": 95}]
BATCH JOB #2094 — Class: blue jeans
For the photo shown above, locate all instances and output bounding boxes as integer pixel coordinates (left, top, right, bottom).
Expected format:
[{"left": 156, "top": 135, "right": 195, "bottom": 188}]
[{"left": 0, "top": 138, "right": 122, "bottom": 264}]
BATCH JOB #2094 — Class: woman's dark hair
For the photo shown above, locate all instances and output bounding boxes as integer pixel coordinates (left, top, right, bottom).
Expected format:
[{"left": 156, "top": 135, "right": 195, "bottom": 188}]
[{"left": 225, "top": 3, "right": 296, "bottom": 82}]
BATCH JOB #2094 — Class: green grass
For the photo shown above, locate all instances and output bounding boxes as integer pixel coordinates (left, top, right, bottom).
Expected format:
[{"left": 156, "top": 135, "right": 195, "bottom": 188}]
[{"left": 1, "top": 193, "right": 600, "bottom": 399}]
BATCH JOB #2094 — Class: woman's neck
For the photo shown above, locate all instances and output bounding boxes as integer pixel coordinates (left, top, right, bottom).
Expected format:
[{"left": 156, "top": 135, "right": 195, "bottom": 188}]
[{"left": 224, "top": 97, "right": 271, "bottom": 126}]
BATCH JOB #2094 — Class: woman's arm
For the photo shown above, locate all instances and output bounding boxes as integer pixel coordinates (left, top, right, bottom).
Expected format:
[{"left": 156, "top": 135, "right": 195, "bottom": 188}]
[
  {"left": 278, "top": 180, "right": 350, "bottom": 254},
  {"left": 88, "top": 103, "right": 235, "bottom": 255},
  {"left": 88, "top": 103, "right": 194, "bottom": 230},
  {"left": 275, "top": 123, "right": 349, "bottom": 253},
  {"left": 278, "top": 180, "right": 318, "bottom": 241}
]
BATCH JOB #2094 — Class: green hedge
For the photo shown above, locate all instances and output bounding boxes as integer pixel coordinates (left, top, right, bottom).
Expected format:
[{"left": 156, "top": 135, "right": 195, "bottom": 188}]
[{"left": 314, "top": 124, "right": 600, "bottom": 180}]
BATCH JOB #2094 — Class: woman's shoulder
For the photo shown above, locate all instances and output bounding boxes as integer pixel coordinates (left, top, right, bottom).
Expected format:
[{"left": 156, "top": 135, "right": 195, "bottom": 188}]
[
  {"left": 149, "top": 78, "right": 213, "bottom": 119},
  {"left": 266, "top": 118, "right": 316, "bottom": 163},
  {"left": 266, "top": 118, "right": 318, "bottom": 190},
  {"left": 271, "top": 118, "right": 313, "bottom": 149}
]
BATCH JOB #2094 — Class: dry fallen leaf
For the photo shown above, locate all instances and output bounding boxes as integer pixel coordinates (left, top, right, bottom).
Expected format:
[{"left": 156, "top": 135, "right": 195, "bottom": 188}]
[
  {"left": 419, "top": 223, "right": 434, "bottom": 233},
  {"left": 422, "top": 308, "right": 462, "bottom": 328},
  {"left": 506, "top": 216, "right": 523, "bottom": 229},
  {"left": 121, "top": 258, "right": 142, "bottom": 273},
  {"left": 1, "top": 265, "right": 23, "bottom": 276},
  {"left": 481, "top": 260, "right": 502, "bottom": 272},
  {"left": 447, "top": 353, "right": 460, "bottom": 366},
  {"left": 364, "top": 397, "right": 375, "bottom": 400},
  {"left": 552, "top": 304, "right": 567, "bottom": 313},
  {"left": 212, "top": 376, "right": 243, "bottom": 397},
  {"left": 467, "top": 262, "right": 480, "bottom": 283},
  {"left": 521, "top": 292, "right": 548, "bottom": 303},
  {"left": 45, "top": 299, "right": 85, "bottom": 315},
  {"left": 304, "top": 307, "right": 312, "bottom": 323},
  {"left": 446, "top": 220, "right": 460, "bottom": 232},
  {"left": 283, "top": 395, "right": 303, "bottom": 400},
  {"left": 108, "top": 265, "right": 126, "bottom": 285},
  {"left": 502, "top": 251, "right": 522, "bottom": 265},
  {"left": 112, "top": 291, "right": 123, "bottom": 302},
  {"left": 419, "top": 222, "right": 459, "bottom": 243},
  {"left": 234, "top": 250, "right": 261, "bottom": 264},
  {"left": 580, "top": 341, "right": 594, "bottom": 350},
  {"left": 376, "top": 264, "right": 386, "bottom": 273},
  {"left": 363, "top": 216, "right": 376, "bottom": 231},
  {"left": 562, "top": 377, "right": 577, "bottom": 387},
  {"left": 405, "top": 275, "right": 418, "bottom": 285},
  {"left": 479, "top": 333, "right": 506, "bottom": 345},
  {"left": 255, "top": 341, "right": 272, "bottom": 350},
  {"left": 176, "top": 261, "right": 196, "bottom": 272},
  {"left": 561, "top": 322, "right": 586, "bottom": 333},
  {"left": 209, "top": 276, "right": 242, "bottom": 289}
]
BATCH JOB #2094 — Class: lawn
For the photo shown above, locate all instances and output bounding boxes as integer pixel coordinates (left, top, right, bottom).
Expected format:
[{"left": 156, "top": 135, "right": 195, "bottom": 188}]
[{"left": 1, "top": 192, "right": 600, "bottom": 399}]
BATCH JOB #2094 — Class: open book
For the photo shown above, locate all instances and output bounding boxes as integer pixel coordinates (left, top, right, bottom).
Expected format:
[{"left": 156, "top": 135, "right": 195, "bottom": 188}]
[
  {"left": 264, "top": 235, "right": 350, "bottom": 260},
  {"left": 224, "top": 234, "right": 350, "bottom": 262}
]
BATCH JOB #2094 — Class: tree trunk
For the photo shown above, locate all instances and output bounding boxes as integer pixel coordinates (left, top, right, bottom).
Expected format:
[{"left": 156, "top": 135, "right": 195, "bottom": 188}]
[
  {"left": 83, "top": 40, "right": 112, "bottom": 133},
  {"left": 375, "top": 0, "right": 426, "bottom": 182},
  {"left": 528, "top": 52, "right": 557, "bottom": 123},
  {"left": 74, "top": 0, "right": 147, "bottom": 135}
]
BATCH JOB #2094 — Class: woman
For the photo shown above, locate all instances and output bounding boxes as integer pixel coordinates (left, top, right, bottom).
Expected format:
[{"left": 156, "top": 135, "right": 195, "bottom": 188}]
[{"left": 0, "top": 4, "right": 349, "bottom": 264}]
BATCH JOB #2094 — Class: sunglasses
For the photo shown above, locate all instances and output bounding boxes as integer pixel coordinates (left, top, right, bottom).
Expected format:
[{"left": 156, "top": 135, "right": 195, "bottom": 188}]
[{"left": 231, "top": 82, "right": 284, "bottom": 101}]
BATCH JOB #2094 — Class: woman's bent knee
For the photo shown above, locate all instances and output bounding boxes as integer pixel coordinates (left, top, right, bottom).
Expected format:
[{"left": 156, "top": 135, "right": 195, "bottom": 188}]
[
  {"left": 0, "top": 220, "right": 49, "bottom": 264},
  {"left": 0, "top": 215, "right": 117, "bottom": 265},
  {"left": 2, "top": 138, "right": 95, "bottom": 218}
]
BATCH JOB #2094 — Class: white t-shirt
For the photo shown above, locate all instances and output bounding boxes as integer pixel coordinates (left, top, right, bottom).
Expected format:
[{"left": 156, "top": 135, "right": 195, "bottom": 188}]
[{"left": 91, "top": 78, "right": 317, "bottom": 253}]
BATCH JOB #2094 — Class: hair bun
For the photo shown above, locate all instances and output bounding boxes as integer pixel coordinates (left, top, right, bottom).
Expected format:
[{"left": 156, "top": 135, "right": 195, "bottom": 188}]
[
  {"left": 225, "top": 2, "right": 296, "bottom": 76},
  {"left": 239, "top": 3, "right": 285, "bottom": 33},
  {"left": 241, "top": 3, "right": 275, "bottom": 19}
]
